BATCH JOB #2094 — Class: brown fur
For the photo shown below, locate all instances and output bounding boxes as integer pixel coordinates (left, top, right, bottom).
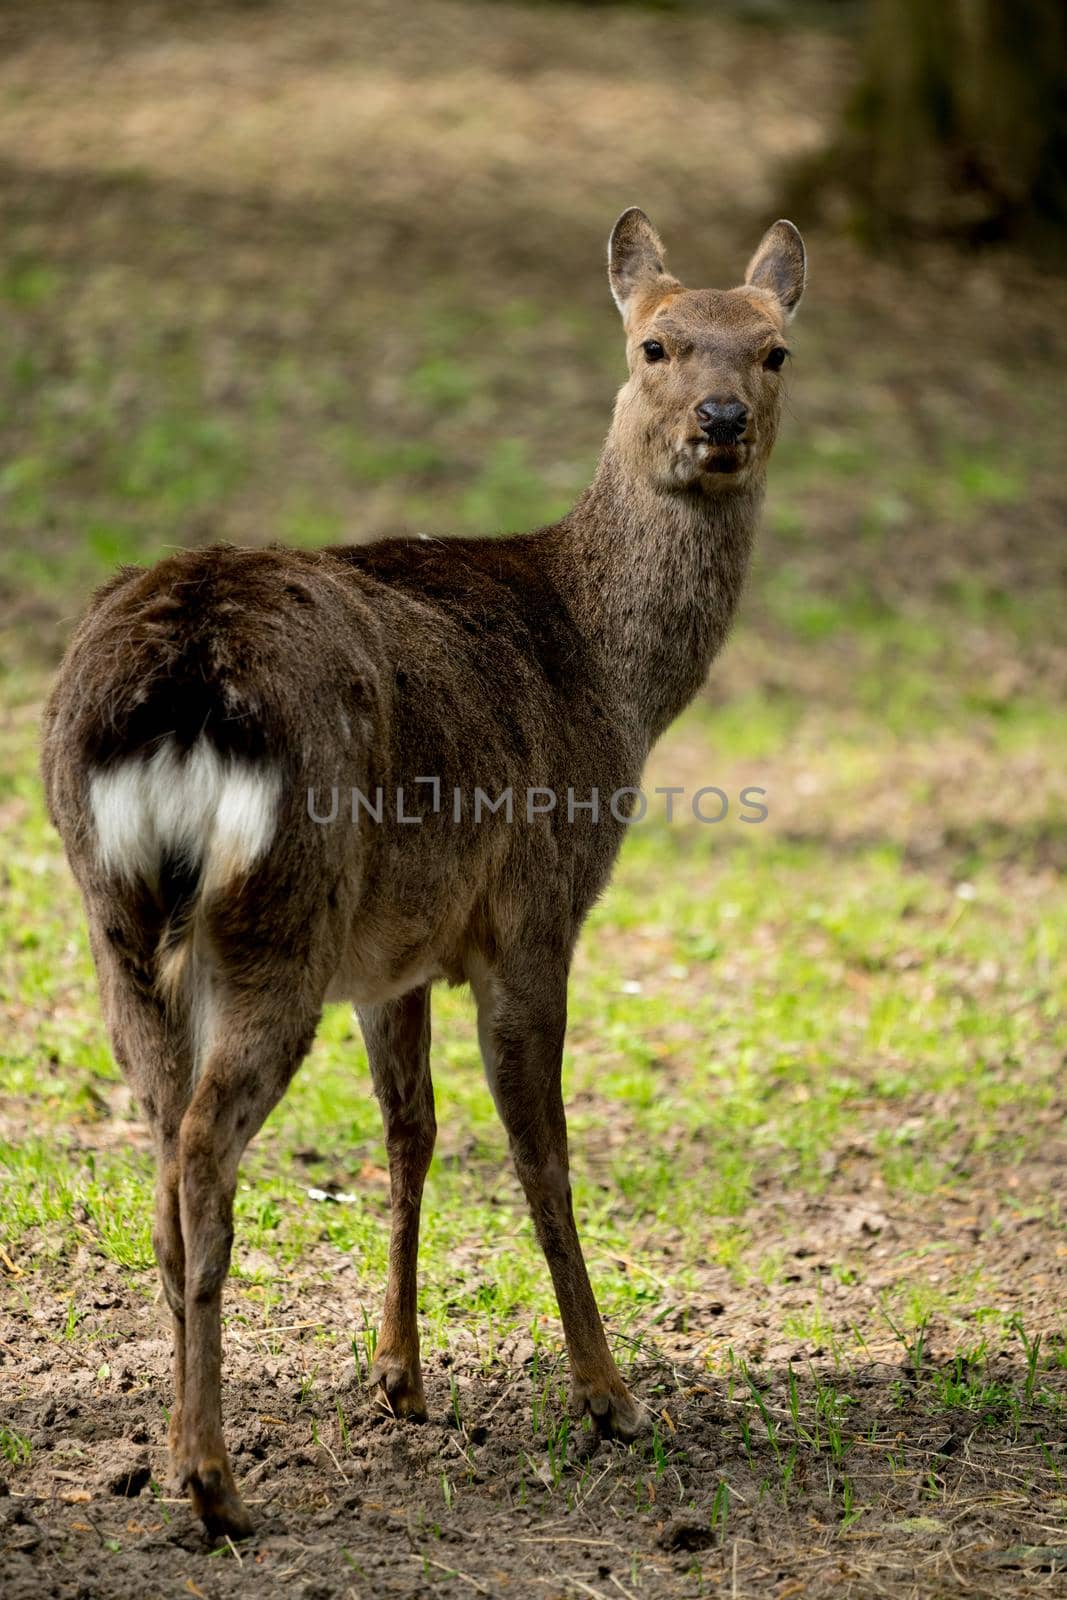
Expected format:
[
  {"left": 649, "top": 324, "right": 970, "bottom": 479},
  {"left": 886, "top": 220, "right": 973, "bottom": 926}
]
[{"left": 41, "top": 212, "right": 805, "bottom": 1539}]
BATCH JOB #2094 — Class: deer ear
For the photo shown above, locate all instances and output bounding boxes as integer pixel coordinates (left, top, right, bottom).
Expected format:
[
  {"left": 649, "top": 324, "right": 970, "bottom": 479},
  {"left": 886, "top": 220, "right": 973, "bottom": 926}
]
[
  {"left": 744, "top": 220, "right": 806, "bottom": 319},
  {"left": 608, "top": 208, "right": 672, "bottom": 322}
]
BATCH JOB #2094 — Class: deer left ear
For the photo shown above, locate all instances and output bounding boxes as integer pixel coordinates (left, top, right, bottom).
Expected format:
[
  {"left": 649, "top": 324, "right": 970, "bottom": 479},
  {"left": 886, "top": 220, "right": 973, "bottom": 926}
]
[{"left": 745, "top": 220, "right": 806, "bottom": 319}]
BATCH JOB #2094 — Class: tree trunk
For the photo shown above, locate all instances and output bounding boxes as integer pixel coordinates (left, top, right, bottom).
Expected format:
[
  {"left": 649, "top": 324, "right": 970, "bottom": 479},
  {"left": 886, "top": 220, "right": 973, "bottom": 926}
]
[{"left": 814, "top": 0, "right": 1067, "bottom": 242}]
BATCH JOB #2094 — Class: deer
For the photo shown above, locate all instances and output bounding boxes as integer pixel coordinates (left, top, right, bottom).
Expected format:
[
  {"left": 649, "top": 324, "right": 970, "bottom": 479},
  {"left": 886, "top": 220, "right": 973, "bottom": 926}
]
[{"left": 41, "top": 209, "right": 805, "bottom": 1540}]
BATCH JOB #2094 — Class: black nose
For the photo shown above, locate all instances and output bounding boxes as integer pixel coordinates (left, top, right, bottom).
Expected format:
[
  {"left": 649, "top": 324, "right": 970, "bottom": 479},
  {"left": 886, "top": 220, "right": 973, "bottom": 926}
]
[{"left": 696, "top": 397, "right": 748, "bottom": 442}]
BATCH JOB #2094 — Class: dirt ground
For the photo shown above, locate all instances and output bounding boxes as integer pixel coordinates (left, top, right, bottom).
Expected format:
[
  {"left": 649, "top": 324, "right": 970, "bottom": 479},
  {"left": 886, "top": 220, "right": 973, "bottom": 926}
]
[
  {"left": 5, "top": 1109, "right": 1067, "bottom": 1598},
  {"left": 4, "top": 1244, "right": 1067, "bottom": 1600}
]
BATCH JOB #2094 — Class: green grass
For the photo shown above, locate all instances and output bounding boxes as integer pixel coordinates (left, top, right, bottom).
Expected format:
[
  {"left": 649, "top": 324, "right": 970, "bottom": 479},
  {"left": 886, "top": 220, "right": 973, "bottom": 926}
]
[{"left": 0, "top": 1424, "right": 32, "bottom": 1466}]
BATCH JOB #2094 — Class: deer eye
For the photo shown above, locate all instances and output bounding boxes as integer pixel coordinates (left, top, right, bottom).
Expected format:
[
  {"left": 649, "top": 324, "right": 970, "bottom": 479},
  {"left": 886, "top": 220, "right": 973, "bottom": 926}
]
[
  {"left": 764, "top": 346, "right": 789, "bottom": 371},
  {"left": 641, "top": 339, "right": 666, "bottom": 363}
]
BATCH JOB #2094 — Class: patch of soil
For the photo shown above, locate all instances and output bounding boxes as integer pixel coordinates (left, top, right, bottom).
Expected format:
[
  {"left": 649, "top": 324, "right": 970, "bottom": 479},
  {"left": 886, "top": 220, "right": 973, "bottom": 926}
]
[
  {"left": 4, "top": 1326, "right": 1066, "bottom": 1600},
  {"left": 3, "top": 1185, "right": 1067, "bottom": 1600}
]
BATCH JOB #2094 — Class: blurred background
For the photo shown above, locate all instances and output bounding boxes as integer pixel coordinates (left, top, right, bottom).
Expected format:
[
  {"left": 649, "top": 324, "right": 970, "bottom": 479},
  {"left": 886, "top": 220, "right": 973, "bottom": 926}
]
[
  {"left": 1, "top": 0, "right": 1065, "bottom": 678},
  {"left": 1, "top": 3, "right": 1066, "bottom": 1588}
]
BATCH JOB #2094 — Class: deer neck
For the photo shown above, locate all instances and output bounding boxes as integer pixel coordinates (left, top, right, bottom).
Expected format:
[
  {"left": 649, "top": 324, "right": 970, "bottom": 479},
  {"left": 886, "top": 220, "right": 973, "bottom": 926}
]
[{"left": 547, "top": 441, "right": 763, "bottom": 747}]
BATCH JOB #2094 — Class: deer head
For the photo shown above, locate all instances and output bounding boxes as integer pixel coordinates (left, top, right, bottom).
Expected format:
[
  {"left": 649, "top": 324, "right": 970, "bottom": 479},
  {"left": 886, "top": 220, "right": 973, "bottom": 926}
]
[{"left": 607, "top": 209, "right": 805, "bottom": 494}]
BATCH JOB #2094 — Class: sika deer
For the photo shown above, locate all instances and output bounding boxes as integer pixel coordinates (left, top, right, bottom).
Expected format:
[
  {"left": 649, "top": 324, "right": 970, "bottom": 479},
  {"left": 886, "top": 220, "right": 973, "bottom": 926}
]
[{"left": 42, "top": 211, "right": 805, "bottom": 1539}]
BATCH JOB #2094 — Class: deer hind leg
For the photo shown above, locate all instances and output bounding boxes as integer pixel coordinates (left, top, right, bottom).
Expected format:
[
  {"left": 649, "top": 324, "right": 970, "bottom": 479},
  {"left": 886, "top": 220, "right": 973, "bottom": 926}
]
[
  {"left": 176, "top": 986, "right": 320, "bottom": 1540},
  {"left": 91, "top": 924, "right": 195, "bottom": 1465},
  {"left": 358, "top": 985, "right": 436, "bottom": 1420},
  {"left": 154, "top": 1152, "right": 187, "bottom": 1456},
  {"left": 471, "top": 954, "right": 643, "bottom": 1441}
]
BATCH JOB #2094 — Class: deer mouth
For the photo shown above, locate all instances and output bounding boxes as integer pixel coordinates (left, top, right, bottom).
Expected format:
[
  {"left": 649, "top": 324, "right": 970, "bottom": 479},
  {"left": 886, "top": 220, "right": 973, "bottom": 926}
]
[
  {"left": 696, "top": 439, "right": 749, "bottom": 476},
  {"left": 668, "top": 437, "right": 750, "bottom": 490}
]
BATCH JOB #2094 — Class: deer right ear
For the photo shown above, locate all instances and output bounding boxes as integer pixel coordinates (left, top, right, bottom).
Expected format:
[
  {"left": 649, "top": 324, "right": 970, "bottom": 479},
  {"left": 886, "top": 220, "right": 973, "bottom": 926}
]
[{"left": 608, "top": 208, "right": 671, "bottom": 323}]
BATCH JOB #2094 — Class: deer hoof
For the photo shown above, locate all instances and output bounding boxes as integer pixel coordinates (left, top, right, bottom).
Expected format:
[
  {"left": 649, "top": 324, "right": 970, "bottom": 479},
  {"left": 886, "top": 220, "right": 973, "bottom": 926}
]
[
  {"left": 369, "top": 1352, "right": 428, "bottom": 1421},
  {"left": 575, "top": 1381, "right": 645, "bottom": 1442},
  {"left": 183, "top": 1458, "right": 254, "bottom": 1542}
]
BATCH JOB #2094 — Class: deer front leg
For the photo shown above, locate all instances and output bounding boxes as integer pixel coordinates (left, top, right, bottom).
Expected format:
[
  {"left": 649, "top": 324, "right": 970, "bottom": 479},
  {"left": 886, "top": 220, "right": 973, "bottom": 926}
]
[
  {"left": 471, "top": 956, "right": 642, "bottom": 1441},
  {"left": 358, "top": 986, "right": 435, "bottom": 1420}
]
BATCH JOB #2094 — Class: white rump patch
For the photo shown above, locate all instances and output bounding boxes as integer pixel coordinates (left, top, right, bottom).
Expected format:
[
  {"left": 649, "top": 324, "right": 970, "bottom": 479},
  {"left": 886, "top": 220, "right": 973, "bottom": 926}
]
[{"left": 89, "top": 738, "right": 281, "bottom": 893}]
